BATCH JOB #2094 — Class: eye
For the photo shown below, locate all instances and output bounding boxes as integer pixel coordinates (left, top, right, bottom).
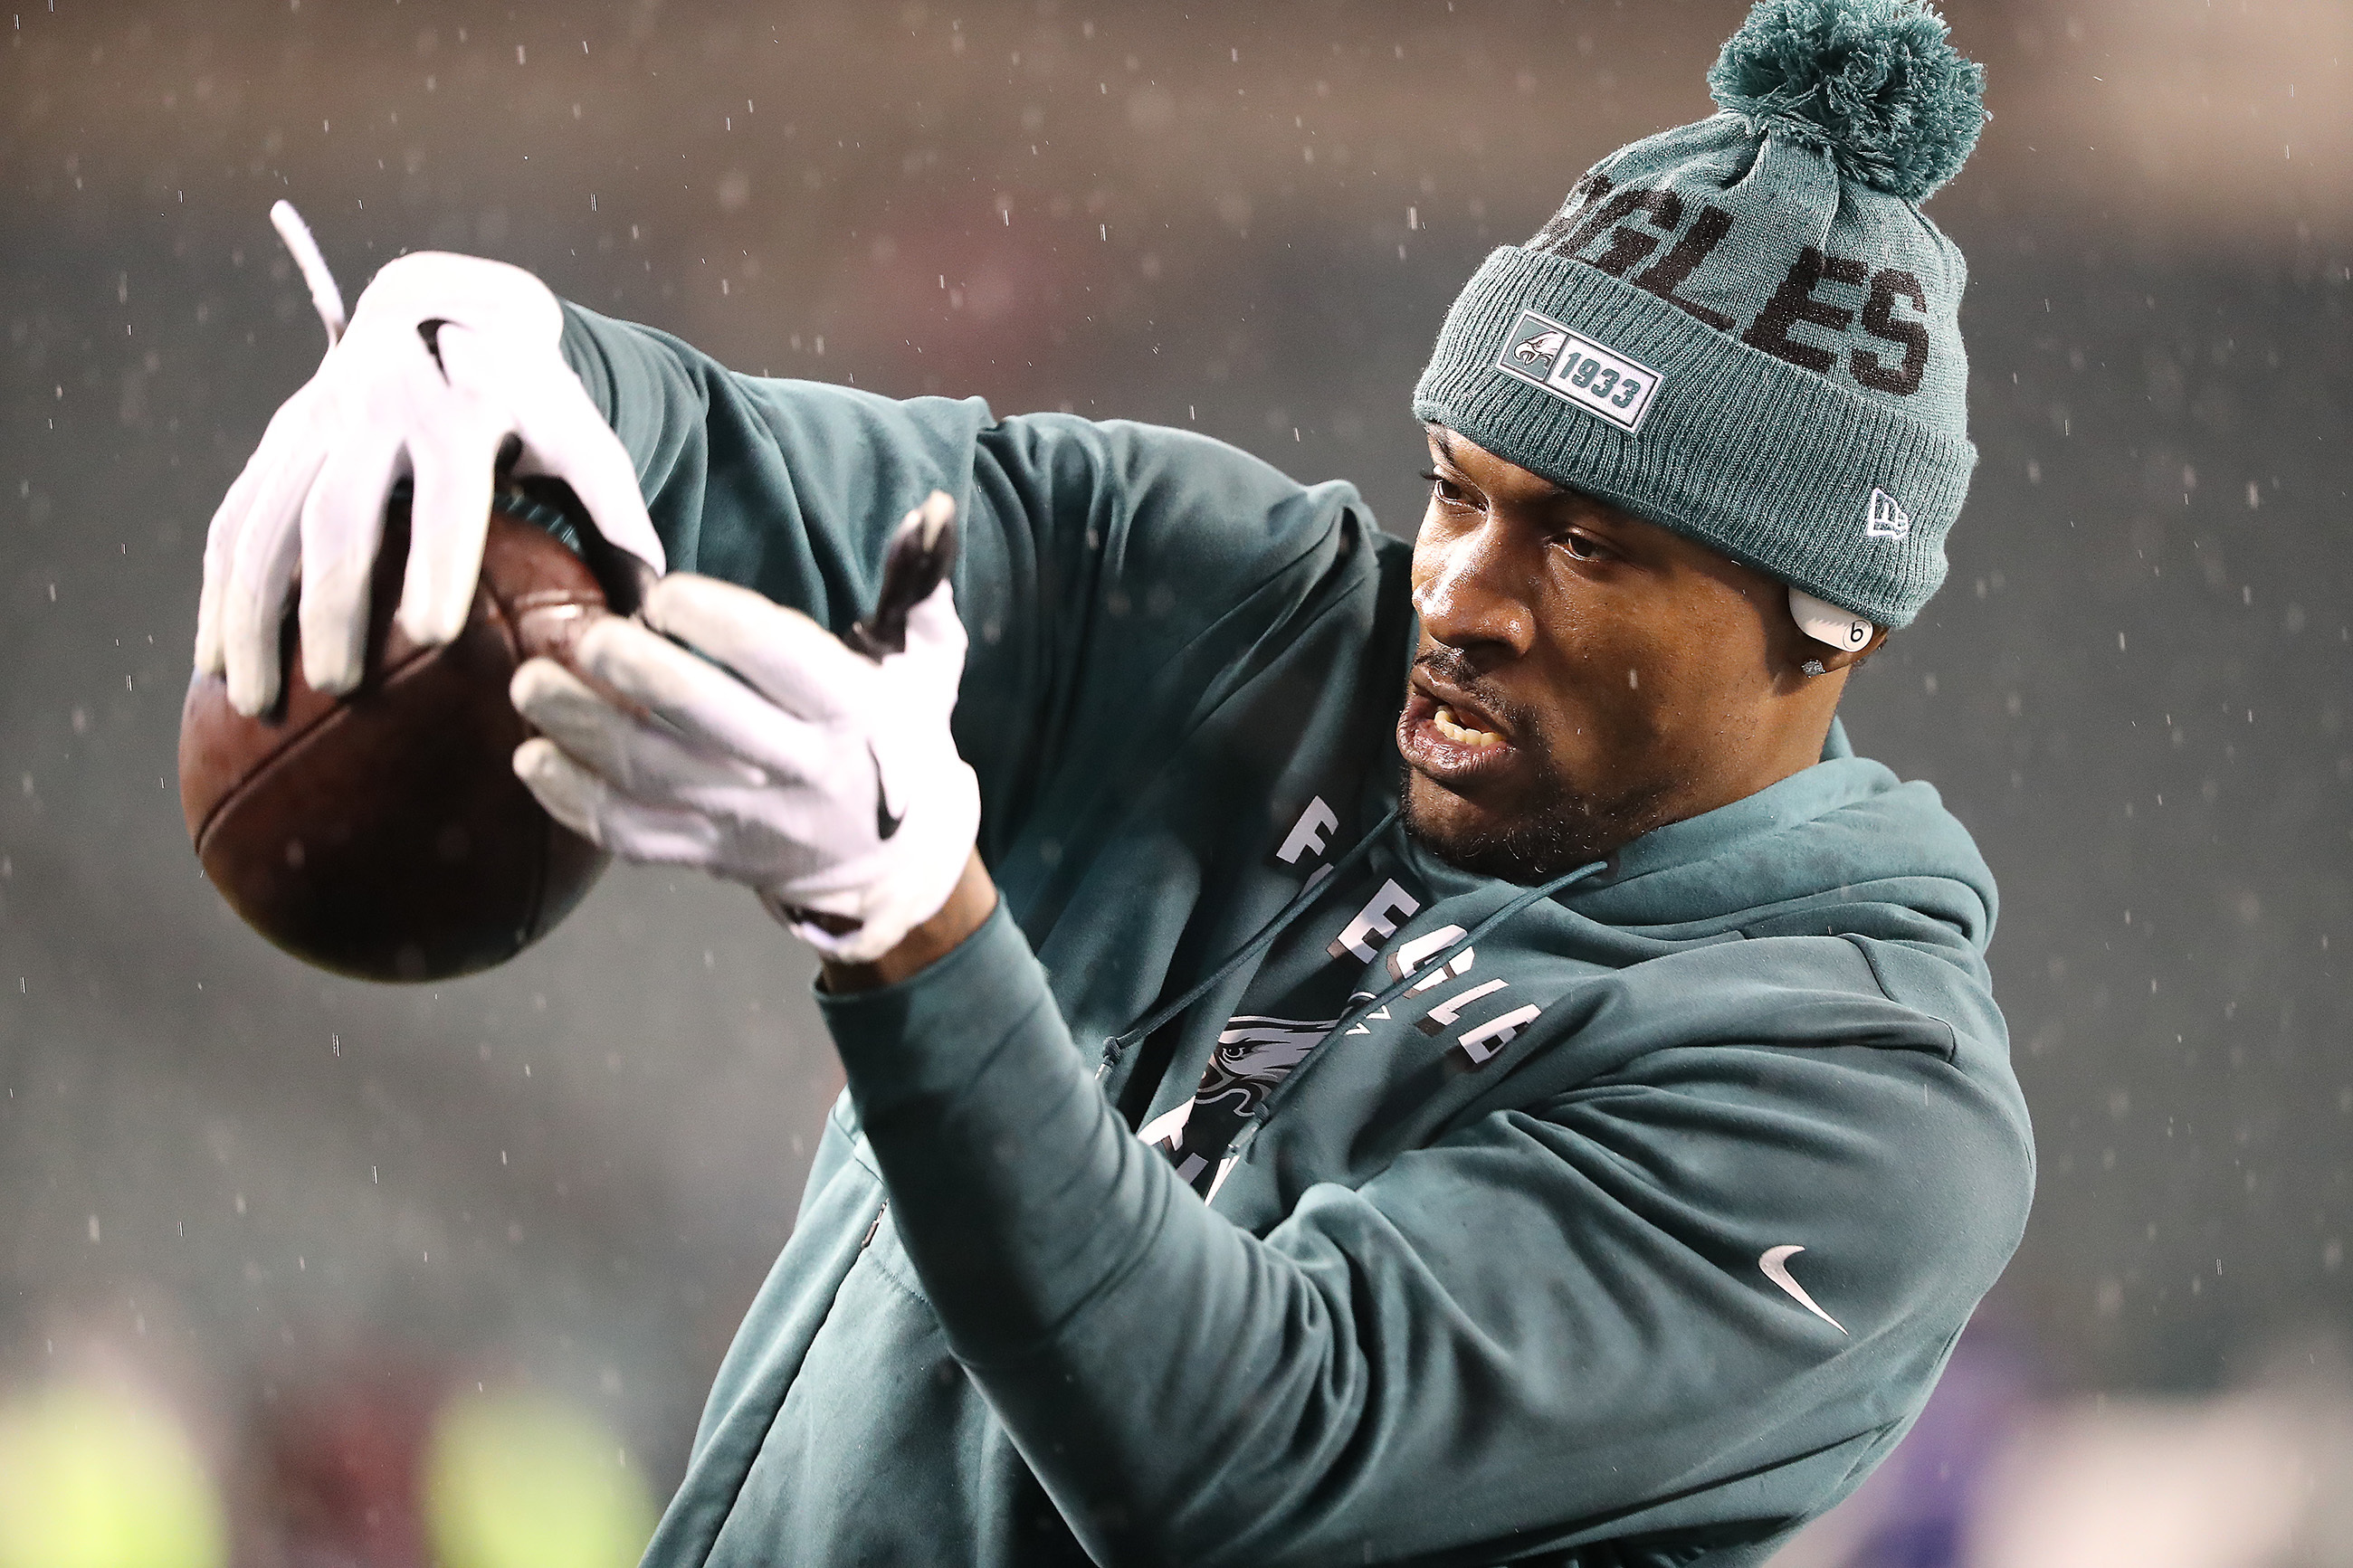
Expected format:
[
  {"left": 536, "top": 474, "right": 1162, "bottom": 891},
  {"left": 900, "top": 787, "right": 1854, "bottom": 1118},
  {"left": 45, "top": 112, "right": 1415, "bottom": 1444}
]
[
  {"left": 1419, "top": 468, "right": 1477, "bottom": 510},
  {"left": 1556, "top": 528, "right": 1611, "bottom": 562}
]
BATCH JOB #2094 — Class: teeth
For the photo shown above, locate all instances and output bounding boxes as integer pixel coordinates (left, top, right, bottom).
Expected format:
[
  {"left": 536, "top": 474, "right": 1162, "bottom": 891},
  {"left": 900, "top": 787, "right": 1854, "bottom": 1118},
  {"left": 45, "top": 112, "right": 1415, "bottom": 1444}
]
[{"left": 1433, "top": 705, "right": 1503, "bottom": 748}]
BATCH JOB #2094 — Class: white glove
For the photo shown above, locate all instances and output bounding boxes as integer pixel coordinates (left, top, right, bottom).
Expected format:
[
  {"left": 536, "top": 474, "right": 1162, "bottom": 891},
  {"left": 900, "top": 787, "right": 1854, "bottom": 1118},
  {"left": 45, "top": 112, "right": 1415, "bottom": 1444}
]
[
  {"left": 195, "top": 241, "right": 664, "bottom": 716},
  {"left": 508, "top": 507, "right": 980, "bottom": 965}
]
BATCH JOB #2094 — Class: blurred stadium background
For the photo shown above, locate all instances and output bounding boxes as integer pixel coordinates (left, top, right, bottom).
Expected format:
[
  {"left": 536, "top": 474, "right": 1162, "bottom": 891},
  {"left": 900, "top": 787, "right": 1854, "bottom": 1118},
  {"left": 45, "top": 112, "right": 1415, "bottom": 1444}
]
[{"left": 3, "top": 2, "right": 2350, "bottom": 1563}]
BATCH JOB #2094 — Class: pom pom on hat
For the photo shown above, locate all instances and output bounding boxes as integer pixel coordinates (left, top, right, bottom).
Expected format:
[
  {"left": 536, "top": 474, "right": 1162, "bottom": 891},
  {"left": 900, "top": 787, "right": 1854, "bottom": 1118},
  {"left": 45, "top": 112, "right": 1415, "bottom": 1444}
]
[{"left": 1707, "top": 0, "right": 1986, "bottom": 203}]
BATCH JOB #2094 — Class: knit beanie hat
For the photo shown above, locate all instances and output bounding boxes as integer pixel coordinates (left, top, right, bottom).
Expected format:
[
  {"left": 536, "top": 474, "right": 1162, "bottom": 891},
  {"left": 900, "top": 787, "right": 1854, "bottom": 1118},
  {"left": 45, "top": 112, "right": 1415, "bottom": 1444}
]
[{"left": 1411, "top": 0, "right": 1986, "bottom": 630}]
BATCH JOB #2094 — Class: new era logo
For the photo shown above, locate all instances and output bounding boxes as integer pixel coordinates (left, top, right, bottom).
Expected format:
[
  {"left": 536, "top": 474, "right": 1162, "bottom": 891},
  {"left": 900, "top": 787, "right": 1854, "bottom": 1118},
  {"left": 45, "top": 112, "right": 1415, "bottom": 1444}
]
[
  {"left": 1865, "top": 488, "right": 1911, "bottom": 540},
  {"left": 1495, "top": 309, "right": 1662, "bottom": 434}
]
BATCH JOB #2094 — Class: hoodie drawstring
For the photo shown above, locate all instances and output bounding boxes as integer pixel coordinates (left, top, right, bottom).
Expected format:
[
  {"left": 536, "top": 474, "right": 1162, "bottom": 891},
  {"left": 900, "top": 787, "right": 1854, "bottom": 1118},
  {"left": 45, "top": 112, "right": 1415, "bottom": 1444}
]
[
  {"left": 1098, "top": 807, "right": 1402, "bottom": 1078},
  {"left": 1338, "top": 857, "right": 1608, "bottom": 1027}
]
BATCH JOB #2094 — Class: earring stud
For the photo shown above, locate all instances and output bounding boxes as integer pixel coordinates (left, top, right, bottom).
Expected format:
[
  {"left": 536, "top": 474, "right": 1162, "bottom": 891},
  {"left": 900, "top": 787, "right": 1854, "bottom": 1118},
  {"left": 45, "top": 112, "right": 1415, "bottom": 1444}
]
[{"left": 1800, "top": 659, "right": 1827, "bottom": 678}]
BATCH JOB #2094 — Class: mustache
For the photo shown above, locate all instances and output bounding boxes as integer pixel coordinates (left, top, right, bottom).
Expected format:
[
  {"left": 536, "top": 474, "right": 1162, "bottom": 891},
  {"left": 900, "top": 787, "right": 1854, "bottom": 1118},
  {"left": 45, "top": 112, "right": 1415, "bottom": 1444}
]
[{"left": 1412, "top": 645, "right": 1529, "bottom": 731}]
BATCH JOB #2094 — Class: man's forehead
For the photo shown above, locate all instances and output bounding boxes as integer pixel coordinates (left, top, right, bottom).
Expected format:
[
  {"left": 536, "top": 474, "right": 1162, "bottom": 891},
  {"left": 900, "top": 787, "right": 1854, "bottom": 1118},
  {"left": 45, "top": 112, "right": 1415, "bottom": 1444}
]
[
  {"left": 1423, "top": 423, "right": 1775, "bottom": 589},
  {"left": 1427, "top": 424, "right": 1574, "bottom": 505}
]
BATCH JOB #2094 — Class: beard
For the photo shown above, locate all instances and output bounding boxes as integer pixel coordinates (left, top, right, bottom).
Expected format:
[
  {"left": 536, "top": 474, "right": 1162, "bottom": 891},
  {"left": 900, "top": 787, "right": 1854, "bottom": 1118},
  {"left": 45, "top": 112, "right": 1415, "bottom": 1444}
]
[
  {"left": 1396, "top": 649, "right": 1674, "bottom": 884},
  {"left": 1398, "top": 767, "right": 1632, "bottom": 884}
]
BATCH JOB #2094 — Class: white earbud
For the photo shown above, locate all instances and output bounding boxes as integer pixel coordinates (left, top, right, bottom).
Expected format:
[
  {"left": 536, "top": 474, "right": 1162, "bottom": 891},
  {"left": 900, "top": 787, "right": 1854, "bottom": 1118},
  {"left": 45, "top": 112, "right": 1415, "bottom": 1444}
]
[{"left": 1788, "top": 586, "right": 1875, "bottom": 652}]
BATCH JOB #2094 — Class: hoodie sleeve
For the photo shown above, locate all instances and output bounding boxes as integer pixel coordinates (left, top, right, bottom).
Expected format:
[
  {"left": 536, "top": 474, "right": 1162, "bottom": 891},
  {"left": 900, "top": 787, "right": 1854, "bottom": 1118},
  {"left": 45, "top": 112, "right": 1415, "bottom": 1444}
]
[
  {"left": 557, "top": 303, "right": 1370, "bottom": 854},
  {"left": 820, "top": 900, "right": 2034, "bottom": 1567}
]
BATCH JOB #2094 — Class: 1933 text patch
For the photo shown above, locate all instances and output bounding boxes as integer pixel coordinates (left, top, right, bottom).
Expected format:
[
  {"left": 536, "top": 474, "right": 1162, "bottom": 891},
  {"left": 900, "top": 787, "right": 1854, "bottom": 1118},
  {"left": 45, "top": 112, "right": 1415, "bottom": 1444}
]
[{"left": 1495, "top": 309, "right": 1662, "bottom": 433}]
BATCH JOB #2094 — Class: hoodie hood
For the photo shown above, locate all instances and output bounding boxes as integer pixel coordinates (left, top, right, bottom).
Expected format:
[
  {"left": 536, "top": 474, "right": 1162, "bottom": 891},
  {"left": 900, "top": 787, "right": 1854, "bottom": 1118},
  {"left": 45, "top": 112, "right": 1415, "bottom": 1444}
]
[
  {"left": 1560, "top": 717, "right": 1996, "bottom": 955},
  {"left": 1389, "top": 717, "right": 1996, "bottom": 975}
]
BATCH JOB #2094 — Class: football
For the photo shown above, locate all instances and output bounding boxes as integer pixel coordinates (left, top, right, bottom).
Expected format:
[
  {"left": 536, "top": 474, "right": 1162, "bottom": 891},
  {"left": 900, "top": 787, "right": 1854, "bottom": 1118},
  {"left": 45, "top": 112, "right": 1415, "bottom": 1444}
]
[{"left": 179, "top": 490, "right": 625, "bottom": 982}]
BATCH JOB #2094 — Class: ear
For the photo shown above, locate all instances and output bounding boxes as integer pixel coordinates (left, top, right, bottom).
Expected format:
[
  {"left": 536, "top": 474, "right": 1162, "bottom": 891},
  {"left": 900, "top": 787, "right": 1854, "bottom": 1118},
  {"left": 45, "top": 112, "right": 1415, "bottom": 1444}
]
[
  {"left": 1807, "top": 623, "right": 1890, "bottom": 675},
  {"left": 1786, "top": 585, "right": 1887, "bottom": 675}
]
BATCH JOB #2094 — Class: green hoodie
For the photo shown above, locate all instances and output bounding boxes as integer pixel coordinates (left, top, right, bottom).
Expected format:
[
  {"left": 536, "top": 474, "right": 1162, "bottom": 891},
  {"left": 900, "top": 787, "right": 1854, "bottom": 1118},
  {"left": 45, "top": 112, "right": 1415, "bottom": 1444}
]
[{"left": 558, "top": 304, "right": 2034, "bottom": 1568}]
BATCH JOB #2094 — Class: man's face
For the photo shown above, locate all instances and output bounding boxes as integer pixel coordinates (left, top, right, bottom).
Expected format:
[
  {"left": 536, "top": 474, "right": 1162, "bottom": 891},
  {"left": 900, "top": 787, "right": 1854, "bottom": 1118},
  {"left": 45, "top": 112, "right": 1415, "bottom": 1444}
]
[{"left": 1397, "top": 426, "right": 1851, "bottom": 882}]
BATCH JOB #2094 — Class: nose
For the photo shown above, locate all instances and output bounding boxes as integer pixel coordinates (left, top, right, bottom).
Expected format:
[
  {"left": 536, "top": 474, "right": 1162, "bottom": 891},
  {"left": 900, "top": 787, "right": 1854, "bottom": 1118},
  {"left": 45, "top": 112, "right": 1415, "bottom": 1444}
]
[{"left": 1411, "top": 512, "right": 1536, "bottom": 662}]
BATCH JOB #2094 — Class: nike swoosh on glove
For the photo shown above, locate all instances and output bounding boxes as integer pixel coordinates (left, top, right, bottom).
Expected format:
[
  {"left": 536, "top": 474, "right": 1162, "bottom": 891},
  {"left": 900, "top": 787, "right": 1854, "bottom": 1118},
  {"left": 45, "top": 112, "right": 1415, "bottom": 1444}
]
[
  {"left": 508, "top": 502, "right": 981, "bottom": 965},
  {"left": 195, "top": 249, "right": 664, "bottom": 716}
]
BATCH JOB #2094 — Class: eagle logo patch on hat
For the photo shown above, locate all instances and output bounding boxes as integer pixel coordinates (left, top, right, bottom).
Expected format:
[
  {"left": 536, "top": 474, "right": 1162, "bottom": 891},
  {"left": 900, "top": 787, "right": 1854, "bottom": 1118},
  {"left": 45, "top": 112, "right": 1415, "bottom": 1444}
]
[{"left": 1496, "top": 309, "right": 1662, "bottom": 434}]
